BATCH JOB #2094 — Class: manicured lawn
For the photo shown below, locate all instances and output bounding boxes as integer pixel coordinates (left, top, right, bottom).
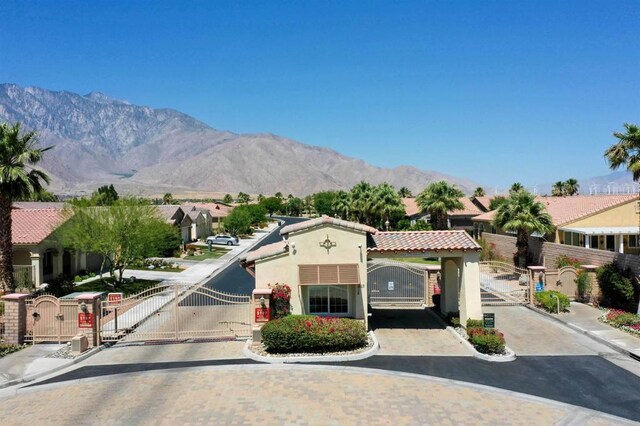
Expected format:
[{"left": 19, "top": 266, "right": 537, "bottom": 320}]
[
  {"left": 128, "top": 266, "right": 184, "bottom": 273},
  {"left": 396, "top": 257, "right": 440, "bottom": 265},
  {"left": 74, "top": 278, "right": 160, "bottom": 296},
  {"left": 184, "top": 248, "right": 229, "bottom": 261}
]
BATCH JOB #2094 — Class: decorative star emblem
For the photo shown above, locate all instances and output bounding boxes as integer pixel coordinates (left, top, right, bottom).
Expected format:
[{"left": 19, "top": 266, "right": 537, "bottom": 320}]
[{"left": 319, "top": 234, "right": 337, "bottom": 253}]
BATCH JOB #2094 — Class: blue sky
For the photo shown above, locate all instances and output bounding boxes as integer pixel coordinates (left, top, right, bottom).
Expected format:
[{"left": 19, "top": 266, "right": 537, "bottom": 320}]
[{"left": 1, "top": 1, "right": 638, "bottom": 189}]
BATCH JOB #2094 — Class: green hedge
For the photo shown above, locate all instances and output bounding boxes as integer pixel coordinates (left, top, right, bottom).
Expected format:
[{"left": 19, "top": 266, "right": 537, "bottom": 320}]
[
  {"left": 261, "top": 315, "right": 367, "bottom": 354},
  {"left": 0, "top": 343, "right": 26, "bottom": 358},
  {"left": 597, "top": 263, "right": 639, "bottom": 312},
  {"left": 467, "top": 328, "right": 506, "bottom": 354},
  {"left": 534, "top": 290, "right": 570, "bottom": 313}
]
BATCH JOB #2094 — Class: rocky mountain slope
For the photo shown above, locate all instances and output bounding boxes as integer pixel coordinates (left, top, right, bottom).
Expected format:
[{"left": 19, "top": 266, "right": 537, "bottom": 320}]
[{"left": 0, "top": 83, "right": 478, "bottom": 195}]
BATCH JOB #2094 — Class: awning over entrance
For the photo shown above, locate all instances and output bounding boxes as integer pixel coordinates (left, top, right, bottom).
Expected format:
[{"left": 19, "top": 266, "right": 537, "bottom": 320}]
[
  {"left": 299, "top": 264, "right": 360, "bottom": 285},
  {"left": 558, "top": 226, "right": 640, "bottom": 235},
  {"left": 367, "top": 230, "right": 480, "bottom": 254}
]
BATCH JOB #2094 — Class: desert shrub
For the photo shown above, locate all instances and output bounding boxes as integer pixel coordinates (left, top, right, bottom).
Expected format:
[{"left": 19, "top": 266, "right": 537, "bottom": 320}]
[
  {"left": 269, "top": 283, "right": 291, "bottom": 319},
  {"left": 261, "top": 315, "right": 368, "bottom": 353},
  {"left": 185, "top": 244, "right": 200, "bottom": 251},
  {"left": 534, "top": 290, "right": 570, "bottom": 313},
  {"left": 445, "top": 311, "right": 460, "bottom": 327},
  {"left": 466, "top": 319, "right": 484, "bottom": 329},
  {"left": 597, "top": 263, "right": 639, "bottom": 312},
  {"left": 467, "top": 328, "right": 506, "bottom": 354},
  {"left": 478, "top": 238, "right": 500, "bottom": 262},
  {"left": 575, "top": 270, "right": 592, "bottom": 301},
  {"left": 0, "top": 343, "right": 26, "bottom": 358}
]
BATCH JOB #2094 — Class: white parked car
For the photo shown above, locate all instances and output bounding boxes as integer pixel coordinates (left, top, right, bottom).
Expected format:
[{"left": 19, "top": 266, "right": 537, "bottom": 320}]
[{"left": 206, "top": 234, "right": 239, "bottom": 246}]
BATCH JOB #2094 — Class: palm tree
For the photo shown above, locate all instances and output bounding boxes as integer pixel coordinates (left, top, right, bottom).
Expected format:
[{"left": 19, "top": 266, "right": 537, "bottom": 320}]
[
  {"left": 564, "top": 178, "right": 579, "bottom": 196},
  {"left": 473, "top": 187, "right": 486, "bottom": 197},
  {"left": 162, "top": 193, "right": 174, "bottom": 204},
  {"left": 350, "top": 181, "right": 374, "bottom": 223},
  {"left": 604, "top": 123, "right": 640, "bottom": 180},
  {"left": 509, "top": 182, "right": 524, "bottom": 194},
  {"left": 416, "top": 181, "right": 464, "bottom": 230},
  {"left": 398, "top": 187, "right": 413, "bottom": 198},
  {"left": 551, "top": 181, "right": 566, "bottom": 197},
  {"left": 0, "top": 122, "right": 51, "bottom": 292},
  {"left": 371, "top": 183, "right": 404, "bottom": 229},
  {"left": 493, "top": 190, "right": 553, "bottom": 268},
  {"left": 332, "top": 191, "right": 351, "bottom": 220}
]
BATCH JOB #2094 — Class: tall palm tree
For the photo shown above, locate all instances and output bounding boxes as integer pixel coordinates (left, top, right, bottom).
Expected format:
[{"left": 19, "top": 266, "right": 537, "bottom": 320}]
[
  {"left": 416, "top": 181, "right": 464, "bottom": 230},
  {"left": 551, "top": 181, "right": 566, "bottom": 197},
  {"left": 0, "top": 122, "right": 51, "bottom": 292},
  {"left": 350, "top": 181, "right": 374, "bottom": 224},
  {"left": 331, "top": 190, "right": 351, "bottom": 220},
  {"left": 509, "top": 182, "right": 524, "bottom": 194},
  {"left": 564, "top": 178, "right": 579, "bottom": 196},
  {"left": 371, "top": 183, "right": 404, "bottom": 229},
  {"left": 493, "top": 190, "right": 553, "bottom": 268},
  {"left": 604, "top": 123, "right": 640, "bottom": 179},
  {"left": 398, "top": 186, "right": 413, "bottom": 198},
  {"left": 473, "top": 187, "right": 486, "bottom": 197}
]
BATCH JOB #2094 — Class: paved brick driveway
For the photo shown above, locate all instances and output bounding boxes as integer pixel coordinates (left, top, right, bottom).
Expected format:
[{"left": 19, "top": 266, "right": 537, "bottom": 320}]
[{"left": 0, "top": 365, "right": 630, "bottom": 425}]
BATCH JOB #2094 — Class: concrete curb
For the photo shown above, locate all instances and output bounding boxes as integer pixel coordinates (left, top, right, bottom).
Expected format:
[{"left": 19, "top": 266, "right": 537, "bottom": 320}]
[
  {"left": 525, "top": 303, "right": 639, "bottom": 360},
  {"left": 0, "top": 343, "right": 107, "bottom": 390},
  {"left": 242, "top": 331, "right": 380, "bottom": 363}
]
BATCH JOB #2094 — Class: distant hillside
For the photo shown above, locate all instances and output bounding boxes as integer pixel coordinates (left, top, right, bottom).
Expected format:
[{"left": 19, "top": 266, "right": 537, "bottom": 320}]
[{"left": 0, "top": 83, "right": 479, "bottom": 196}]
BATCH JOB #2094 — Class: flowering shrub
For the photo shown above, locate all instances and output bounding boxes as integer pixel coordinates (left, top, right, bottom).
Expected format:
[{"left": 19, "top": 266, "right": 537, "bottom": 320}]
[
  {"left": 600, "top": 309, "right": 640, "bottom": 337},
  {"left": 467, "top": 327, "right": 506, "bottom": 354},
  {"left": 261, "top": 315, "right": 367, "bottom": 353},
  {"left": 555, "top": 255, "right": 582, "bottom": 269},
  {"left": 269, "top": 283, "right": 291, "bottom": 319}
]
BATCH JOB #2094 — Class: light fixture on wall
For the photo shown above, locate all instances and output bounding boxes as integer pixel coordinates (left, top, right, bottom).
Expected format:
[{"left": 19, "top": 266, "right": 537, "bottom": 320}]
[
  {"left": 80, "top": 302, "right": 88, "bottom": 313},
  {"left": 290, "top": 241, "right": 297, "bottom": 255},
  {"left": 385, "top": 219, "right": 390, "bottom": 231}
]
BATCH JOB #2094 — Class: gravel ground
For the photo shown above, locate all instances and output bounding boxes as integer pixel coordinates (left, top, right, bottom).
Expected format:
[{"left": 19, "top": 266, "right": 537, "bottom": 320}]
[{"left": 45, "top": 343, "right": 79, "bottom": 360}]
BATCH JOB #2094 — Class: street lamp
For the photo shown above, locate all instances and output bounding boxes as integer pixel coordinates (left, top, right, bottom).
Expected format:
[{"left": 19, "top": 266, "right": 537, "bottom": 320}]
[{"left": 384, "top": 219, "right": 390, "bottom": 231}]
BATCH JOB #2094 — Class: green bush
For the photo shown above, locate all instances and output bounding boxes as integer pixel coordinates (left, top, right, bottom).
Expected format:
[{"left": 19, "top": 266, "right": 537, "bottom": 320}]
[
  {"left": 534, "top": 290, "right": 570, "bottom": 313},
  {"left": 597, "top": 263, "right": 639, "bottom": 312},
  {"left": 0, "top": 343, "right": 26, "bottom": 358},
  {"left": 261, "top": 315, "right": 368, "bottom": 354},
  {"left": 445, "top": 311, "right": 460, "bottom": 327},
  {"left": 556, "top": 255, "right": 582, "bottom": 269},
  {"left": 467, "top": 328, "right": 506, "bottom": 354},
  {"left": 466, "top": 319, "right": 483, "bottom": 329},
  {"left": 612, "top": 312, "right": 640, "bottom": 327},
  {"left": 575, "top": 270, "right": 592, "bottom": 301}
]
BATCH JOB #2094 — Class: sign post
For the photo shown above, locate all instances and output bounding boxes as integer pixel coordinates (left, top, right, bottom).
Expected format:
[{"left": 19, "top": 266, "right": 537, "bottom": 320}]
[
  {"left": 483, "top": 313, "right": 495, "bottom": 329},
  {"left": 107, "top": 293, "right": 123, "bottom": 307},
  {"left": 78, "top": 312, "right": 94, "bottom": 329}
]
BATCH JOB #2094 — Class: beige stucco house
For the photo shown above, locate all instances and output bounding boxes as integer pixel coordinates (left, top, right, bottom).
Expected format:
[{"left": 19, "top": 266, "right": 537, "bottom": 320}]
[
  {"left": 474, "top": 194, "right": 640, "bottom": 254},
  {"left": 241, "top": 216, "right": 483, "bottom": 326}
]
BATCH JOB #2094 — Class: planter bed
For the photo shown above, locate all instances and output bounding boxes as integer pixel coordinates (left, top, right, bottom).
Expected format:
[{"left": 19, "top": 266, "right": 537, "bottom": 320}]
[{"left": 599, "top": 309, "right": 640, "bottom": 338}]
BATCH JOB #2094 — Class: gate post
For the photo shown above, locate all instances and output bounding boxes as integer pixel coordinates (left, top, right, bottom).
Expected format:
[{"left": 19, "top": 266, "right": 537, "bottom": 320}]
[
  {"left": 252, "top": 289, "right": 272, "bottom": 342},
  {"left": 75, "top": 293, "right": 102, "bottom": 347},
  {"left": 1, "top": 293, "right": 30, "bottom": 345},
  {"left": 528, "top": 266, "right": 546, "bottom": 304}
]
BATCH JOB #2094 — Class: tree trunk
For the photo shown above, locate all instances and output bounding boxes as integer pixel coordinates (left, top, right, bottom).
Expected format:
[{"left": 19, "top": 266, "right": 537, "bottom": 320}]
[
  {"left": 516, "top": 229, "right": 529, "bottom": 268},
  {"left": 0, "top": 196, "right": 15, "bottom": 293}
]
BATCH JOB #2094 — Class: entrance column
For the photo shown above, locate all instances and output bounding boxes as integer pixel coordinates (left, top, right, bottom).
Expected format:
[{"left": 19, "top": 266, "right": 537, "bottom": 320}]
[
  {"left": 440, "top": 258, "right": 459, "bottom": 315},
  {"left": 458, "top": 253, "right": 482, "bottom": 326},
  {"left": 30, "top": 249, "right": 42, "bottom": 287}
]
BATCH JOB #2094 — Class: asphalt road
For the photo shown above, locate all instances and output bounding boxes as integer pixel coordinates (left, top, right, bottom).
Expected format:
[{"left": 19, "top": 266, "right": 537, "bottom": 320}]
[{"left": 202, "top": 216, "right": 307, "bottom": 295}]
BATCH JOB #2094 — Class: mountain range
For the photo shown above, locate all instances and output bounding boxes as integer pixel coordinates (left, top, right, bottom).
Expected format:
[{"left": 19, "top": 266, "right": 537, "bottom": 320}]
[{"left": 0, "top": 83, "right": 479, "bottom": 197}]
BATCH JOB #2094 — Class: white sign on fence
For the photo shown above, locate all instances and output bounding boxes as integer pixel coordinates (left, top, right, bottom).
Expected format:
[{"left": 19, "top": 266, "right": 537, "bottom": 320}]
[{"left": 388, "top": 281, "right": 394, "bottom": 291}]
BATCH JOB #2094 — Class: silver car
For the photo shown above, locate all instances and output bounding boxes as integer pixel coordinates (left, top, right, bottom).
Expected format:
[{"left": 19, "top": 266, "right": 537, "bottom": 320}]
[{"left": 206, "top": 234, "right": 239, "bottom": 246}]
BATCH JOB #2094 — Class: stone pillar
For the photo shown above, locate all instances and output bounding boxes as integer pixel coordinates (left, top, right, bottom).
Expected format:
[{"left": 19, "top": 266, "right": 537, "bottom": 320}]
[
  {"left": 424, "top": 265, "right": 441, "bottom": 308},
  {"left": 528, "top": 266, "right": 546, "bottom": 303},
  {"left": 459, "top": 253, "right": 482, "bottom": 327},
  {"left": 75, "top": 293, "right": 102, "bottom": 347},
  {"left": 1, "top": 293, "right": 30, "bottom": 344},
  {"left": 581, "top": 265, "right": 600, "bottom": 302},
  {"left": 251, "top": 289, "right": 272, "bottom": 342},
  {"left": 440, "top": 259, "right": 459, "bottom": 315},
  {"left": 618, "top": 235, "right": 625, "bottom": 254},
  {"left": 30, "top": 250, "right": 42, "bottom": 288}
]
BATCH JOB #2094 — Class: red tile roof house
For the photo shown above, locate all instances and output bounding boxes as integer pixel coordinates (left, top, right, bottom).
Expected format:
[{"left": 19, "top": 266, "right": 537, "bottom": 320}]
[
  {"left": 402, "top": 197, "right": 484, "bottom": 232},
  {"left": 10, "top": 207, "right": 102, "bottom": 291},
  {"left": 155, "top": 205, "right": 194, "bottom": 244},
  {"left": 192, "top": 202, "right": 233, "bottom": 231},
  {"left": 473, "top": 194, "right": 640, "bottom": 255},
  {"left": 181, "top": 205, "right": 214, "bottom": 241}
]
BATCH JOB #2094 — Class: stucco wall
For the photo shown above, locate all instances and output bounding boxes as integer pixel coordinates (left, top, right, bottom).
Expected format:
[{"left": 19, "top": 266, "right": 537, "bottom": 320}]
[
  {"left": 255, "top": 224, "right": 368, "bottom": 319},
  {"left": 565, "top": 201, "right": 639, "bottom": 228}
]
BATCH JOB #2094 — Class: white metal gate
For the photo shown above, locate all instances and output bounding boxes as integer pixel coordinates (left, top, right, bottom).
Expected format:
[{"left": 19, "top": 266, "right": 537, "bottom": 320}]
[
  {"left": 100, "top": 282, "right": 251, "bottom": 342},
  {"left": 479, "top": 261, "right": 529, "bottom": 305},
  {"left": 367, "top": 260, "right": 427, "bottom": 307}
]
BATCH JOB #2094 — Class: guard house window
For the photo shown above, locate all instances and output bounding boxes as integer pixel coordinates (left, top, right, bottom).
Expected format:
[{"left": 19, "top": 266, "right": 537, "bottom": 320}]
[
  {"left": 590, "top": 235, "right": 599, "bottom": 249},
  {"left": 629, "top": 235, "right": 640, "bottom": 248},
  {"left": 309, "top": 285, "right": 349, "bottom": 314}
]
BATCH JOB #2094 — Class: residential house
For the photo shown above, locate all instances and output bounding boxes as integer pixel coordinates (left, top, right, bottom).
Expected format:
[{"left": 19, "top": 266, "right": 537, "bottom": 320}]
[
  {"left": 402, "top": 197, "right": 484, "bottom": 232},
  {"left": 181, "top": 205, "right": 213, "bottom": 241},
  {"left": 11, "top": 208, "right": 101, "bottom": 289},
  {"left": 193, "top": 202, "right": 233, "bottom": 231},
  {"left": 473, "top": 194, "right": 640, "bottom": 254},
  {"left": 155, "top": 205, "right": 193, "bottom": 243}
]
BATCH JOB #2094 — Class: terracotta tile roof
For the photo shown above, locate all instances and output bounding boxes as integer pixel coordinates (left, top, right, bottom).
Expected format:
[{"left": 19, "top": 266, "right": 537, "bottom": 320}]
[
  {"left": 280, "top": 216, "right": 378, "bottom": 236},
  {"left": 472, "top": 196, "right": 493, "bottom": 211},
  {"left": 368, "top": 230, "right": 480, "bottom": 252},
  {"left": 472, "top": 194, "right": 638, "bottom": 227},
  {"left": 402, "top": 197, "right": 483, "bottom": 217},
  {"left": 241, "top": 241, "right": 289, "bottom": 263},
  {"left": 12, "top": 208, "right": 68, "bottom": 245},
  {"left": 13, "top": 202, "right": 65, "bottom": 210},
  {"left": 192, "top": 203, "right": 233, "bottom": 218}
]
